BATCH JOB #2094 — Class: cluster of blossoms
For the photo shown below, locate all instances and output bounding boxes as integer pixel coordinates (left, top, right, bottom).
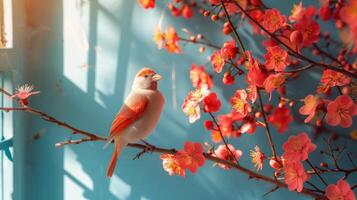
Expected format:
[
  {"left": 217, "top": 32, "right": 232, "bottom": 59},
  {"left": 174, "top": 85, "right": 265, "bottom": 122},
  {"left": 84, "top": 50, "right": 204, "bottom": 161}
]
[
  {"left": 138, "top": 0, "right": 357, "bottom": 199},
  {"left": 282, "top": 132, "right": 316, "bottom": 192},
  {"left": 160, "top": 141, "right": 205, "bottom": 176}
]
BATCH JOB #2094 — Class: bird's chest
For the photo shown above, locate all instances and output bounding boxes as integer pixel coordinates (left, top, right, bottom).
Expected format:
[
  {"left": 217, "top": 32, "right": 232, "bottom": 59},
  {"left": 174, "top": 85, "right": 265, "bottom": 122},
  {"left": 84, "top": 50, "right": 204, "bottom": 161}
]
[{"left": 125, "top": 91, "right": 165, "bottom": 142}]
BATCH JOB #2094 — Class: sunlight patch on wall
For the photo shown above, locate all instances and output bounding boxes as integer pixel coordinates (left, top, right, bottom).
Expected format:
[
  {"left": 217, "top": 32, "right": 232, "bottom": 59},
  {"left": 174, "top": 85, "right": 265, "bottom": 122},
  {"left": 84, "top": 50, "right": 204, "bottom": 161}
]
[
  {"left": 109, "top": 174, "right": 131, "bottom": 200},
  {"left": 64, "top": 147, "right": 93, "bottom": 199},
  {"left": 63, "top": 0, "right": 90, "bottom": 93},
  {"left": 94, "top": 9, "right": 120, "bottom": 108}
]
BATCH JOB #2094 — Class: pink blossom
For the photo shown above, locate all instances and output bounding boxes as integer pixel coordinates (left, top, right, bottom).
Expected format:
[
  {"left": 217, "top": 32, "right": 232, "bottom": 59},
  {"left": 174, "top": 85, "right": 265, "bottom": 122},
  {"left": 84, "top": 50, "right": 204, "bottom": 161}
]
[
  {"left": 214, "top": 144, "right": 242, "bottom": 170},
  {"left": 250, "top": 145, "right": 266, "bottom": 171},
  {"left": 264, "top": 46, "right": 291, "bottom": 72},
  {"left": 176, "top": 141, "right": 206, "bottom": 173},
  {"left": 11, "top": 84, "right": 40, "bottom": 106},
  {"left": 299, "top": 94, "right": 322, "bottom": 123},
  {"left": 325, "top": 179, "right": 356, "bottom": 200},
  {"left": 284, "top": 161, "right": 310, "bottom": 192},
  {"left": 325, "top": 95, "right": 357, "bottom": 128},
  {"left": 160, "top": 154, "right": 185, "bottom": 177},
  {"left": 230, "top": 89, "right": 251, "bottom": 119},
  {"left": 282, "top": 132, "right": 316, "bottom": 162}
]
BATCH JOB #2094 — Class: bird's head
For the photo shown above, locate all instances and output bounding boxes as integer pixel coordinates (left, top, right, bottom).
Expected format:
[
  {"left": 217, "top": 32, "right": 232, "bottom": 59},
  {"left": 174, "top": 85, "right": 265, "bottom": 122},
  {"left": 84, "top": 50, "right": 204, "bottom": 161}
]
[{"left": 133, "top": 68, "right": 162, "bottom": 90}]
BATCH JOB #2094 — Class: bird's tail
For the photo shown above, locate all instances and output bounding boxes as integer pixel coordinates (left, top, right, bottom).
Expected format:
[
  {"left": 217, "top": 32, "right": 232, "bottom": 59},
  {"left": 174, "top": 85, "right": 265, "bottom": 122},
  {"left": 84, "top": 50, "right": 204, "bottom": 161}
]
[{"left": 106, "top": 138, "right": 126, "bottom": 177}]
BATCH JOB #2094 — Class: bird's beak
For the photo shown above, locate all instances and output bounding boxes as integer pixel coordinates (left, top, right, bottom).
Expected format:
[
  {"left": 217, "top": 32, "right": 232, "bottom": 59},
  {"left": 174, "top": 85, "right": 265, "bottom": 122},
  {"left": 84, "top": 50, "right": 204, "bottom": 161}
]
[{"left": 152, "top": 74, "right": 162, "bottom": 81}]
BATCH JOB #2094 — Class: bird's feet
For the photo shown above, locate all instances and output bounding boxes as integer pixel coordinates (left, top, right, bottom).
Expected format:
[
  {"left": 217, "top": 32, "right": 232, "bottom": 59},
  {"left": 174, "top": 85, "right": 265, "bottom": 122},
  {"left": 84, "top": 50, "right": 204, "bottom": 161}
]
[{"left": 132, "top": 140, "right": 155, "bottom": 160}]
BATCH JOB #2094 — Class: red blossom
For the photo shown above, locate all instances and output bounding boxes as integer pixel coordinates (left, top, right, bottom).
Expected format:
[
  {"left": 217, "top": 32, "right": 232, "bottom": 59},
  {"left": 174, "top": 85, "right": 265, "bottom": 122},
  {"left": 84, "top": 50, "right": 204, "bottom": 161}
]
[
  {"left": 319, "top": 3, "right": 332, "bottom": 21},
  {"left": 325, "top": 95, "right": 357, "bottom": 128},
  {"left": 318, "top": 70, "right": 351, "bottom": 94},
  {"left": 268, "top": 106, "right": 293, "bottom": 134},
  {"left": 282, "top": 132, "right": 316, "bottom": 162},
  {"left": 247, "top": 60, "right": 267, "bottom": 88},
  {"left": 138, "top": 0, "right": 155, "bottom": 9},
  {"left": 264, "top": 46, "right": 291, "bottom": 72},
  {"left": 176, "top": 141, "right": 206, "bottom": 173},
  {"left": 222, "top": 72, "right": 235, "bottom": 85},
  {"left": 217, "top": 113, "right": 241, "bottom": 139},
  {"left": 325, "top": 179, "right": 356, "bottom": 200},
  {"left": 203, "top": 92, "right": 222, "bottom": 113},
  {"left": 214, "top": 144, "right": 242, "bottom": 170},
  {"left": 182, "top": 4, "right": 193, "bottom": 19},
  {"left": 293, "top": 17, "right": 320, "bottom": 47},
  {"left": 284, "top": 161, "right": 310, "bottom": 192},
  {"left": 210, "top": 51, "right": 225, "bottom": 73},
  {"left": 220, "top": 40, "right": 239, "bottom": 59},
  {"left": 261, "top": 9, "right": 287, "bottom": 33}
]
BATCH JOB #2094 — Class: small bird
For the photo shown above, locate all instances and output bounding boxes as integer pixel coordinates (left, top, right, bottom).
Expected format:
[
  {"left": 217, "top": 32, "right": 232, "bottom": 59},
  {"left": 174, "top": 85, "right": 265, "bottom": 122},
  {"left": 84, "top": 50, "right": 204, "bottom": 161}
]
[{"left": 106, "top": 68, "right": 165, "bottom": 177}]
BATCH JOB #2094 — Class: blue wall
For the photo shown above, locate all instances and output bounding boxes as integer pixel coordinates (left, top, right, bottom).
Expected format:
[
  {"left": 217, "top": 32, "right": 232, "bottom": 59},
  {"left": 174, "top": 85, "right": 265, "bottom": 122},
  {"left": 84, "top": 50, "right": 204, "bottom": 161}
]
[{"left": 9, "top": 0, "right": 355, "bottom": 199}]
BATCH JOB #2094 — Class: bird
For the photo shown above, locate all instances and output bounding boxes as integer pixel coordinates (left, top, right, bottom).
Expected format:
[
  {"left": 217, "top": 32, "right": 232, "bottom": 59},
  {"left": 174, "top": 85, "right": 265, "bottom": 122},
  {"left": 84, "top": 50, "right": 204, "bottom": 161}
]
[{"left": 106, "top": 68, "right": 165, "bottom": 177}]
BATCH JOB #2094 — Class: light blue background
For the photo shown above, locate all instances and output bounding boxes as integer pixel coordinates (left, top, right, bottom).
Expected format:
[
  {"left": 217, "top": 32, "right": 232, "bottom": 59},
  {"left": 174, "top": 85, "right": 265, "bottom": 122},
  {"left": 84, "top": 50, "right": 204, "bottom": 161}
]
[{"left": 5, "top": 0, "right": 356, "bottom": 199}]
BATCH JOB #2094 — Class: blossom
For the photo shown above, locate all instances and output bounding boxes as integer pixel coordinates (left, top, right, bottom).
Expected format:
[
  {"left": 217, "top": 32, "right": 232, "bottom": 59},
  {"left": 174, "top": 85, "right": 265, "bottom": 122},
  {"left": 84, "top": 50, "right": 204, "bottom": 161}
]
[
  {"left": 318, "top": 70, "right": 351, "bottom": 94},
  {"left": 153, "top": 26, "right": 181, "bottom": 53},
  {"left": 138, "top": 0, "right": 155, "bottom": 9},
  {"left": 153, "top": 27, "right": 164, "bottom": 49},
  {"left": 11, "top": 84, "right": 40, "bottom": 105},
  {"left": 214, "top": 144, "right": 242, "bottom": 170},
  {"left": 325, "top": 95, "right": 357, "bottom": 128},
  {"left": 164, "top": 27, "right": 181, "bottom": 53},
  {"left": 203, "top": 92, "right": 222, "bottom": 113},
  {"left": 264, "top": 46, "right": 291, "bottom": 72},
  {"left": 250, "top": 145, "right": 266, "bottom": 171},
  {"left": 182, "top": 4, "right": 193, "bottom": 19},
  {"left": 190, "top": 64, "right": 213, "bottom": 89},
  {"left": 223, "top": 72, "right": 235, "bottom": 85},
  {"left": 220, "top": 40, "right": 239, "bottom": 59},
  {"left": 182, "top": 99, "right": 200, "bottom": 123},
  {"left": 325, "top": 179, "right": 356, "bottom": 200},
  {"left": 268, "top": 106, "right": 293, "bottom": 133},
  {"left": 211, "top": 130, "right": 223, "bottom": 143},
  {"left": 293, "top": 17, "right": 320, "bottom": 47},
  {"left": 210, "top": 51, "right": 225, "bottom": 73},
  {"left": 261, "top": 9, "right": 286, "bottom": 33},
  {"left": 282, "top": 132, "right": 316, "bottom": 162},
  {"left": 289, "top": 2, "right": 315, "bottom": 23},
  {"left": 340, "top": 1, "right": 357, "bottom": 28},
  {"left": 176, "top": 142, "right": 206, "bottom": 173},
  {"left": 160, "top": 154, "right": 185, "bottom": 177},
  {"left": 247, "top": 60, "right": 267, "bottom": 88},
  {"left": 284, "top": 161, "right": 310, "bottom": 192},
  {"left": 182, "top": 88, "right": 209, "bottom": 123},
  {"left": 299, "top": 94, "right": 322, "bottom": 123},
  {"left": 319, "top": 3, "right": 332, "bottom": 21},
  {"left": 263, "top": 73, "right": 286, "bottom": 96},
  {"left": 240, "top": 117, "right": 257, "bottom": 134},
  {"left": 217, "top": 113, "right": 241, "bottom": 138},
  {"left": 230, "top": 89, "right": 251, "bottom": 119}
]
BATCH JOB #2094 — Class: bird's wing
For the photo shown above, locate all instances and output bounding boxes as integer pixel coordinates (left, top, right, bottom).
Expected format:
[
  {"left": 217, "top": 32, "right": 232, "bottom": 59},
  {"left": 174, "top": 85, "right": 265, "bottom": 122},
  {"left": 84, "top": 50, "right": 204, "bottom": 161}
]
[{"left": 109, "top": 93, "right": 149, "bottom": 138}]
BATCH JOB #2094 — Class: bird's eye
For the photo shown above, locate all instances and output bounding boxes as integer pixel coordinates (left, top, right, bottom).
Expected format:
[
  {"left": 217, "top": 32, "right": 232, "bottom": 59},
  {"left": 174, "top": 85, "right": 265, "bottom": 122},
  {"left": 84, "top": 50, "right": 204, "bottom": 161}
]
[{"left": 144, "top": 75, "right": 149, "bottom": 78}]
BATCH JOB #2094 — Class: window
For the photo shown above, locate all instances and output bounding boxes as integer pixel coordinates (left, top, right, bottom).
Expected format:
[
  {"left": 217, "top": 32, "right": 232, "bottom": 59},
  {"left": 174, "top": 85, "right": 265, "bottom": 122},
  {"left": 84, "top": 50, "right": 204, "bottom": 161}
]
[{"left": 0, "top": 0, "right": 12, "bottom": 49}]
